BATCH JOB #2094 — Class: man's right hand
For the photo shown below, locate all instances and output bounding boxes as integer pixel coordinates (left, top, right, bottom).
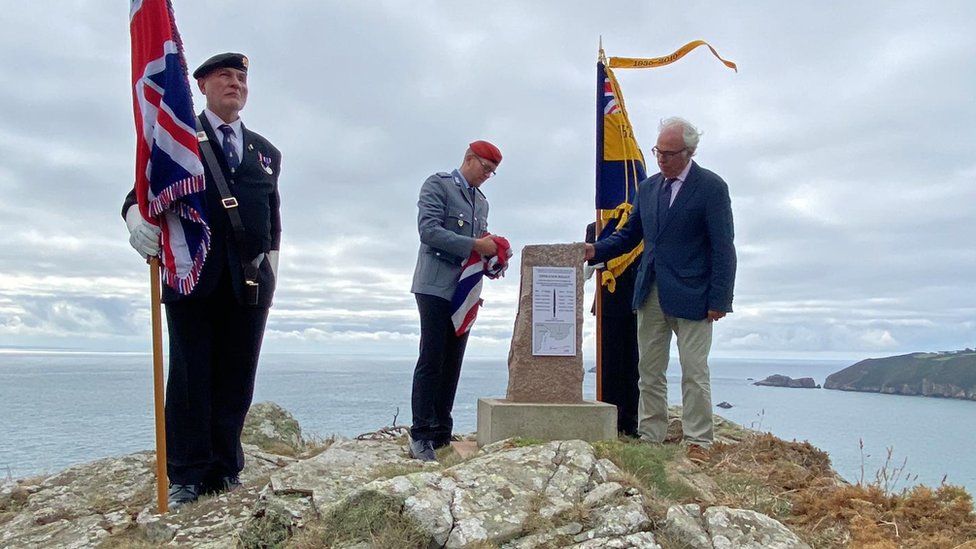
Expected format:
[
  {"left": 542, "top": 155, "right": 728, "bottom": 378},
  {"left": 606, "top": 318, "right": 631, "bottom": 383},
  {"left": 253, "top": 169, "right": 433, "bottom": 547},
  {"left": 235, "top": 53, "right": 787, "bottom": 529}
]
[
  {"left": 473, "top": 235, "right": 498, "bottom": 257},
  {"left": 584, "top": 243, "right": 595, "bottom": 261},
  {"left": 125, "top": 205, "right": 161, "bottom": 260}
]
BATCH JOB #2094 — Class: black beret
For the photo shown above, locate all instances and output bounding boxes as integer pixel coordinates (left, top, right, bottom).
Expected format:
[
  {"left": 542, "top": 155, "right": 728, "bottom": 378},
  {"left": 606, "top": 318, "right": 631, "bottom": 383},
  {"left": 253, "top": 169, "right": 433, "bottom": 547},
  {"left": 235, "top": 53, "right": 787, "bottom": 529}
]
[{"left": 192, "top": 52, "right": 248, "bottom": 79}]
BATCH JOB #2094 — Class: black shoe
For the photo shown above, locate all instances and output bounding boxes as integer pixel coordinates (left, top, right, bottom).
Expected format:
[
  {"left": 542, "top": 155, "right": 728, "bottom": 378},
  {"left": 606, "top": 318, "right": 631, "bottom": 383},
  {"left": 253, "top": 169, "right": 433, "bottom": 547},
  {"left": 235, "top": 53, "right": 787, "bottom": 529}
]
[
  {"left": 168, "top": 483, "right": 200, "bottom": 510},
  {"left": 205, "top": 474, "right": 243, "bottom": 495},
  {"left": 432, "top": 438, "right": 452, "bottom": 450},
  {"left": 620, "top": 429, "right": 640, "bottom": 440},
  {"left": 408, "top": 438, "right": 437, "bottom": 462}
]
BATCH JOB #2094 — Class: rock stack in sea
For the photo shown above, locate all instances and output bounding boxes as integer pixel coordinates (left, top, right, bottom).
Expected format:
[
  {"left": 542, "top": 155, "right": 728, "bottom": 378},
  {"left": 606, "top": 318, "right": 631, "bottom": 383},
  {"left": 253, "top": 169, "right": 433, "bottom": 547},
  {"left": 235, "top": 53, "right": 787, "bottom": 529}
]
[{"left": 754, "top": 374, "right": 821, "bottom": 389}]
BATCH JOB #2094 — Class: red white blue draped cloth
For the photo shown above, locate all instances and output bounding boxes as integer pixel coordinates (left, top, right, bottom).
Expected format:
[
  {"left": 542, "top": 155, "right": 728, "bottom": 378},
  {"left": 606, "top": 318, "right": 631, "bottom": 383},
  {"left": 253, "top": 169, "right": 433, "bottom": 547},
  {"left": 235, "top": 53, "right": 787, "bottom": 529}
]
[
  {"left": 130, "top": 0, "right": 210, "bottom": 294},
  {"left": 450, "top": 236, "right": 512, "bottom": 336}
]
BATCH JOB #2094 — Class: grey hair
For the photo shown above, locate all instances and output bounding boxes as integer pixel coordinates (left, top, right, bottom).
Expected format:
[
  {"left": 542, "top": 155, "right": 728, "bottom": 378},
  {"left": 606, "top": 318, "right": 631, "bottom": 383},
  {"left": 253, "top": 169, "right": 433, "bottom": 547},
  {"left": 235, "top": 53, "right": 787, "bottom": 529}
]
[{"left": 659, "top": 117, "right": 702, "bottom": 152}]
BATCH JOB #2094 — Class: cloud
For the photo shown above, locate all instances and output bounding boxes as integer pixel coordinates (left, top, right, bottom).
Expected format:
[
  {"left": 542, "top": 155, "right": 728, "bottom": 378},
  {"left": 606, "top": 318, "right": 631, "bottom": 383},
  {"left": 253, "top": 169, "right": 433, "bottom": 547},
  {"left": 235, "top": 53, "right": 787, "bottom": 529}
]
[{"left": 0, "top": 1, "right": 974, "bottom": 358}]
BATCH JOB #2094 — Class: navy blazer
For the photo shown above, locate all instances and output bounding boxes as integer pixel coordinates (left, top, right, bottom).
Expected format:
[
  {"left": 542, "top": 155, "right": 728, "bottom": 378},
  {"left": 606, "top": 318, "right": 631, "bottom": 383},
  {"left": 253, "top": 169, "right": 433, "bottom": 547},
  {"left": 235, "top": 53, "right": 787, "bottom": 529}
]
[{"left": 592, "top": 161, "right": 736, "bottom": 320}]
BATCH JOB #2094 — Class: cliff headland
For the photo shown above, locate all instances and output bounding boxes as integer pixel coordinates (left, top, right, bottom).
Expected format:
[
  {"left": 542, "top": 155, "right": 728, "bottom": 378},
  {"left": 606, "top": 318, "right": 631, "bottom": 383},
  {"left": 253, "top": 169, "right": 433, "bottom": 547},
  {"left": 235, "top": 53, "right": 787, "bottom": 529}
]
[{"left": 825, "top": 350, "right": 976, "bottom": 400}]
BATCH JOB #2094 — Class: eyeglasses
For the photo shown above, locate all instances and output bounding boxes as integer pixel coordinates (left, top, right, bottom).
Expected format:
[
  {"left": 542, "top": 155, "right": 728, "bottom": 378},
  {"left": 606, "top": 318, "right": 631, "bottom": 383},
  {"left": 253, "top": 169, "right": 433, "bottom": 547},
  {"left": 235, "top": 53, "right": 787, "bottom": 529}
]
[
  {"left": 651, "top": 146, "right": 687, "bottom": 160},
  {"left": 475, "top": 156, "right": 497, "bottom": 177}
]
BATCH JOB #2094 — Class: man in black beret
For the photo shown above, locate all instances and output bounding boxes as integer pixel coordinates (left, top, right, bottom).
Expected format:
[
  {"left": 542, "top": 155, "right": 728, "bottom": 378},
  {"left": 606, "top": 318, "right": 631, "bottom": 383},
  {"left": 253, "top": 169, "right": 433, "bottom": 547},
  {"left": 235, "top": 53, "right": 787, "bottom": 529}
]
[{"left": 122, "top": 52, "right": 282, "bottom": 510}]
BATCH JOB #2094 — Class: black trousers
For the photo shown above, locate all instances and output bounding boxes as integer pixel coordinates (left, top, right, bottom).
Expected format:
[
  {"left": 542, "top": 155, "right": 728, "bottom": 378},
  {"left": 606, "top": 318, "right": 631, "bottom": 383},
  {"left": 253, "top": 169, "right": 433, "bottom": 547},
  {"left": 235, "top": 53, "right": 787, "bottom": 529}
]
[
  {"left": 601, "top": 313, "right": 640, "bottom": 436},
  {"left": 411, "top": 293, "right": 469, "bottom": 444},
  {"left": 163, "top": 272, "right": 269, "bottom": 485}
]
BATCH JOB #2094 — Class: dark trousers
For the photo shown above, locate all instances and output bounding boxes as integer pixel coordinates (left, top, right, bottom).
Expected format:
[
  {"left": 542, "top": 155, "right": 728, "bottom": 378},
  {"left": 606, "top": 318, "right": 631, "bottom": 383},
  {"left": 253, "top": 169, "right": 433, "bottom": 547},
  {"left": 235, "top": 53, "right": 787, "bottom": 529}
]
[
  {"left": 601, "top": 313, "right": 640, "bottom": 436},
  {"left": 163, "top": 272, "right": 269, "bottom": 485},
  {"left": 411, "top": 293, "right": 469, "bottom": 444}
]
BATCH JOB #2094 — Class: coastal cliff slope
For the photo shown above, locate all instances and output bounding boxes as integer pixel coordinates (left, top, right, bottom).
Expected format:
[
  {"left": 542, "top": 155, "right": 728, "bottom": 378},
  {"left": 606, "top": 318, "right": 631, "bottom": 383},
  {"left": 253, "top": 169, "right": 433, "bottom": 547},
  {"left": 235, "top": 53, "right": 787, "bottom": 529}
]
[
  {"left": 2, "top": 403, "right": 974, "bottom": 548},
  {"left": 824, "top": 350, "right": 976, "bottom": 400}
]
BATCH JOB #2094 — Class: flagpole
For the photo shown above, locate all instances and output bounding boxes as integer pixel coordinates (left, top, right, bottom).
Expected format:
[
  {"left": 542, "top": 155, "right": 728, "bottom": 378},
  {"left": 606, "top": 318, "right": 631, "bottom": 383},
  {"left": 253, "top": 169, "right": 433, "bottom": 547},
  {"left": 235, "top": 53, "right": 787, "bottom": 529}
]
[
  {"left": 594, "top": 39, "right": 605, "bottom": 403},
  {"left": 149, "top": 257, "right": 168, "bottom": 514}
]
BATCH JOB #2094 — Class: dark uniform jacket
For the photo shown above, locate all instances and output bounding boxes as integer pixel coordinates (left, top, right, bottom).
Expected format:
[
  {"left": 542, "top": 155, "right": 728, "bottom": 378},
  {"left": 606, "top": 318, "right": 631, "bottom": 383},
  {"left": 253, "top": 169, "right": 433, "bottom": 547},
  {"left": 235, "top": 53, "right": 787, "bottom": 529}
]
[{"left": 123, "top": 113, "right": 282, "bottom": 308}]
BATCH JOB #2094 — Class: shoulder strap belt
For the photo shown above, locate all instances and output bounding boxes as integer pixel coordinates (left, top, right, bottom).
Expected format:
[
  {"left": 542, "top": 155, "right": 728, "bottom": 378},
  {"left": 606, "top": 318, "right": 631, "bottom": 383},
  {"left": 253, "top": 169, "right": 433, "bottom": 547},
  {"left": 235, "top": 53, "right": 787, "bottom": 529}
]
[{"left": 195, "top": 118, "right": 259, "bottom": 284}]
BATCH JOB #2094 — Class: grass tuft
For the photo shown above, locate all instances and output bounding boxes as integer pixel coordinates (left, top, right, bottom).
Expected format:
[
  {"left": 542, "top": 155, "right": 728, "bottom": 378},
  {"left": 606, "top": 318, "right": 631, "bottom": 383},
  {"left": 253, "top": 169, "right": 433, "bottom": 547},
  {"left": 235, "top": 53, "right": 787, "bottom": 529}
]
[
  {"left": 369, "top": 463, "right": 426, "bottom": 481},
  {"left": 290, "top": 491, "right": 431, "bottom": 549},
  {"left": 593, "top": 440, "right": 698, "bottom": 502}
]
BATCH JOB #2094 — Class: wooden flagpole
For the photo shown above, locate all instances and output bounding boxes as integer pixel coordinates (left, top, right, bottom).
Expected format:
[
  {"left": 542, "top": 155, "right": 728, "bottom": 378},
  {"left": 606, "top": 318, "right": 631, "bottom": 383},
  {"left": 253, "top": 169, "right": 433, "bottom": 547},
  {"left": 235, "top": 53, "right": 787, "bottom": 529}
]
[
  {"left": 149, "top": 257, "right": 168, "bottom": 514},
  {"left": 595, "top": 38, "right": 605, "bottom": 402}
]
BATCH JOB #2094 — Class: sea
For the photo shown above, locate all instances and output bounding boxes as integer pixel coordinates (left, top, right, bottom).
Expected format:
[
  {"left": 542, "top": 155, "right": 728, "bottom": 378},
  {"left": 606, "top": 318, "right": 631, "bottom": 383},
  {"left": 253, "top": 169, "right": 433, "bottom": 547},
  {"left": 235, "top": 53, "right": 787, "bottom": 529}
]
[{"left": 1, "top": 352, "right": 973, "bottom": 495}]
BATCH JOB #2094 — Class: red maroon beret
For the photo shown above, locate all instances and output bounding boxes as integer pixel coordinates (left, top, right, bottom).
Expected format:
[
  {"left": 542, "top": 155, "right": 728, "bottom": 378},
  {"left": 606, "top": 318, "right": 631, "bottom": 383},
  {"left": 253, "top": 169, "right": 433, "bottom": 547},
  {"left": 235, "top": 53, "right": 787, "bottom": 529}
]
[{"left": 470, "top": 140, "right": 502, "bottom": 165}]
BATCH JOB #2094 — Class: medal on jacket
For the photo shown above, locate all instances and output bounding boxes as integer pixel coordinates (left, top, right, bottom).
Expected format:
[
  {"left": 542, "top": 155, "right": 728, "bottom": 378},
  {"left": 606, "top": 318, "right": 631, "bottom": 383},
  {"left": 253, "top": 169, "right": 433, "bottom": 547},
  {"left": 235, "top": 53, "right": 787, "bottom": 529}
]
[{"left": 258, "top": 151, "right": 273, "bottom": 175}]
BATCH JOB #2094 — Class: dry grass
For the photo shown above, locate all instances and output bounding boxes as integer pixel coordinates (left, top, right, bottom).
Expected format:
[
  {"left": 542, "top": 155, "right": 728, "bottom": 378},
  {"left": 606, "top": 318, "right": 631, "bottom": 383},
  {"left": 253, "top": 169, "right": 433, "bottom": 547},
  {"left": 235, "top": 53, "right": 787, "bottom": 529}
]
[
  {"left": 0, "top": 485, "right": 30, "bottom": 513},
  {"left": 706, "top": 433, "right": 976, "bottom": 548},
  {"left": 709, "top": 433, "right": 834, "bottom": 492},
  {"left": 792, "top": 483, "right": 976, "bottom": 548},
  {"left": 298, "top": 435, "right": 336, "bottom": 459}
]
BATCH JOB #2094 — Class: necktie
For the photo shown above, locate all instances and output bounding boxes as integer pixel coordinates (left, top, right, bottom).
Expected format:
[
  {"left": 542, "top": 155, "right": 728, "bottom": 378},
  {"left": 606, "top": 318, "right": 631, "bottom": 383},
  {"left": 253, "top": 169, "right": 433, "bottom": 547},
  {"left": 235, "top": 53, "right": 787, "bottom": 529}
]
[
  {"left": 218, "top": 124, "right": 240, "bottom": 171},
  {"left": 658, "top": 177, "right": 675, "bottom": 219}
]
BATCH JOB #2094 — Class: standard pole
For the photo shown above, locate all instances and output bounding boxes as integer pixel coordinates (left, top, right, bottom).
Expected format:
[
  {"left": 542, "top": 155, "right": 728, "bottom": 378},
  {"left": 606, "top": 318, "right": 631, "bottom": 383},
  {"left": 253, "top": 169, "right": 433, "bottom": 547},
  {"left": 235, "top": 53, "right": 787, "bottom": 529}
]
[
  {"left": 149, "top": 257, "right": 168, "bottom": 514},
  {"left": 594, "top": 219, "right": 604, "bottom": 402}
]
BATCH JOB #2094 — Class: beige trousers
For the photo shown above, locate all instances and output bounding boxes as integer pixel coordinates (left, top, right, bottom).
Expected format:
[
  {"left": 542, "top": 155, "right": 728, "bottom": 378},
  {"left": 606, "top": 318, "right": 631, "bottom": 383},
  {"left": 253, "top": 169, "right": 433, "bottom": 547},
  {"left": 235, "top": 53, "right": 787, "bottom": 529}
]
[{"left": 635, "top": 284, "right": 714, "bottom": 446}]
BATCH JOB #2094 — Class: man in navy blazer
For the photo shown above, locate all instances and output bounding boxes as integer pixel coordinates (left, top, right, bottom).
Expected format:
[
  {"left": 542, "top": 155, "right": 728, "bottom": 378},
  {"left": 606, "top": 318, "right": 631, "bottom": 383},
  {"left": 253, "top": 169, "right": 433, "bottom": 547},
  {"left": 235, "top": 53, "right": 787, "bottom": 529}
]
[{"left": 585, "top": 117, "right": 735, "bottom": 461}]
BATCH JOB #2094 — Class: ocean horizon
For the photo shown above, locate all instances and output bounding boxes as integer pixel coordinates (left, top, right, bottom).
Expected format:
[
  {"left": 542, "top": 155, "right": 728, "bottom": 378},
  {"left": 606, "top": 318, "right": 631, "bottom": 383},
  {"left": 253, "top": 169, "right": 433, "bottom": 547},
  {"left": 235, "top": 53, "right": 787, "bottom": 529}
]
[{"left": 1, "top": 351, "right": 973, "bottom": 496}]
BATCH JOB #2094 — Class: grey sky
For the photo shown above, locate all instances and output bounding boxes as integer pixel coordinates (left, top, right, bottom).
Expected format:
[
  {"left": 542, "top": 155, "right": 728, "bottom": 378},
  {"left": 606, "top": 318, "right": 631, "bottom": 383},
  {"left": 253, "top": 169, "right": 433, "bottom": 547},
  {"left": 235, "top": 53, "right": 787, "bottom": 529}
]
[{"left": 0, "top": 1, "right": 973, "bottom": 359}]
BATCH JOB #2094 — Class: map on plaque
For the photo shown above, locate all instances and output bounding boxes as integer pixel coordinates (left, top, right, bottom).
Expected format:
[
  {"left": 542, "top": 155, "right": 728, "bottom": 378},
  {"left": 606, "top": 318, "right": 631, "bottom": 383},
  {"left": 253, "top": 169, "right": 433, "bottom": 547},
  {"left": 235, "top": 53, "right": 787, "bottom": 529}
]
[{"left": 531, "top": 266, "right": 576, "bottom": 356}]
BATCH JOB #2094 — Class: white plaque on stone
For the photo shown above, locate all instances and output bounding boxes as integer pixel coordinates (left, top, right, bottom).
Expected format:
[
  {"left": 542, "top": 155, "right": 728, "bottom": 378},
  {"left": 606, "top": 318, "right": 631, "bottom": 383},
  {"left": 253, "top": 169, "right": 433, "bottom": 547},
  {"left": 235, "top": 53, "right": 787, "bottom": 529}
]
[{"left": 531, "top": 266, "right": 576, "bottom": 356}]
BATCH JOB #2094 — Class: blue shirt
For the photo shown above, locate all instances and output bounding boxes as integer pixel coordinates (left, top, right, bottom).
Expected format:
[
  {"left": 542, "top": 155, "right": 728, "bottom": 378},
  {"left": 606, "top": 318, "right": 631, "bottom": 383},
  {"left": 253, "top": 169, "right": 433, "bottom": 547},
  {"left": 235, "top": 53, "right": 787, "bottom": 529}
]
[{"left": 452, "top": 169, "right": 472, "bottom": 191}]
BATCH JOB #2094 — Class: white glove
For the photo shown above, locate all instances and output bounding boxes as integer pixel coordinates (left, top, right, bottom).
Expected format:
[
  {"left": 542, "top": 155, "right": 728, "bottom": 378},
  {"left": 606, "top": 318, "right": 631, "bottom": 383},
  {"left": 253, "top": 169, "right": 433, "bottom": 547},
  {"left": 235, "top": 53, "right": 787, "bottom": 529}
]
[
  {"left": 251, "top": 250, "right": 280, "bottom": 280},
  {"left": 268, "top": 250, "right": 279, "bottom": 280},
  {"left": 583, "top": 261, "right": 604, "bottom": 281},
  {"left": 125, "top": 204, "right": 161, "bottom": 259}
]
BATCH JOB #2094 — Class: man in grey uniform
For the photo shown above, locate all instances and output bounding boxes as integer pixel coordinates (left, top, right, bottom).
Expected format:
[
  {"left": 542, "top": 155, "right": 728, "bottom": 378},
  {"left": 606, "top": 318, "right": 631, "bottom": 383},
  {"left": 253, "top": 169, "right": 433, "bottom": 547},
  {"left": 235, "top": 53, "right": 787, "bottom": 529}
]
[{"left": 409, "top": 140, "right": 503, "bottom": 461}]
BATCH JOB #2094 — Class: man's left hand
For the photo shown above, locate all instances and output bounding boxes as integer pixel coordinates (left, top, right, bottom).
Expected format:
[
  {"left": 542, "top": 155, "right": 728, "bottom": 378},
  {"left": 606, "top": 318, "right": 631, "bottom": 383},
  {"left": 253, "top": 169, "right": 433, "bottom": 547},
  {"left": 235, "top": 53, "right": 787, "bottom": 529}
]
[{"left": 707, "top": 310, "right": 727, "bottom": 322}]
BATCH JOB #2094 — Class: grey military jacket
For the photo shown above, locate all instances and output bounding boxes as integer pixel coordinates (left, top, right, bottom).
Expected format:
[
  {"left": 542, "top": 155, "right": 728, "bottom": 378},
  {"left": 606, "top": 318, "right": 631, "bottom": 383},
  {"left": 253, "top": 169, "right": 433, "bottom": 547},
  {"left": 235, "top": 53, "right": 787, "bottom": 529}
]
[{"left": 411, "top": 170, "right": 489, "bottom": 300}]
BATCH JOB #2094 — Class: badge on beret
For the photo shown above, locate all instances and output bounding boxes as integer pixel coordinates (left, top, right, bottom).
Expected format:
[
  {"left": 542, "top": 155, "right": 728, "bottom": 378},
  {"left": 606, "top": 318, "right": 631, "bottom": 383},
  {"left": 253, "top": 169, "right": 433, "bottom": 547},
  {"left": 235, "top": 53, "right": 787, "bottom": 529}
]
[
  {"left": 258, "top": 152, "right": 273, "bottom": 175},
  {"left": 458, "top": 219, "right": 464, "bottom": 227},
  {"left": 242, "top": 56, "right": 249, "bottom": 69}
]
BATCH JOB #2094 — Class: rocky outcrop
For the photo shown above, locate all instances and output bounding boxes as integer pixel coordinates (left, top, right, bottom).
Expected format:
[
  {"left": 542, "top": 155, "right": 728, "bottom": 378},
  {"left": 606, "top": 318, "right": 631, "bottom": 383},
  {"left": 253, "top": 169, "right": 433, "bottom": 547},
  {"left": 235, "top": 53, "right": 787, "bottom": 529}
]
[
  {"left": 0, "top": 405, "right": 812, "bottom": 548},
  {"left": 241, "top": 401, "right": 305, "bottom": 455},
  {"left": 663, "top": 504, "right": 810, "bottom": 548},
  {"left": 754, "top": 374, "right": 820, "bottom": 389},
  {"left": 825, "top": 351, "right": 976, "bottom": 400}
]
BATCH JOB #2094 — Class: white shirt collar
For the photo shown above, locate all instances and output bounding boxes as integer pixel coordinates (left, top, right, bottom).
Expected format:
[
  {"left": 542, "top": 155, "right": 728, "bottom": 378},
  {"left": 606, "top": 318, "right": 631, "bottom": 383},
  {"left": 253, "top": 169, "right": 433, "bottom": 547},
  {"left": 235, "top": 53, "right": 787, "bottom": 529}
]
[
  {"left": 672, "top": 159, "right": 693, "bottom": 182},
  {"left": 204, "top": 109, "right": 242, "bottom": 137},
  {"left": 204, "top": 109, "right": 244, "bottom": 164}
]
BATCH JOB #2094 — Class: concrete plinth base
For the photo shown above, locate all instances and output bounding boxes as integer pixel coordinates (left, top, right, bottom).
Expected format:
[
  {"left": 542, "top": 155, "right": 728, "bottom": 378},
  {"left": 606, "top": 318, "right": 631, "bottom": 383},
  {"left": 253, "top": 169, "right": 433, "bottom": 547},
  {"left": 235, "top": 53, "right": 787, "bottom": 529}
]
[{"left": 476, "top": 398, "right": 617, "bottom": 447}]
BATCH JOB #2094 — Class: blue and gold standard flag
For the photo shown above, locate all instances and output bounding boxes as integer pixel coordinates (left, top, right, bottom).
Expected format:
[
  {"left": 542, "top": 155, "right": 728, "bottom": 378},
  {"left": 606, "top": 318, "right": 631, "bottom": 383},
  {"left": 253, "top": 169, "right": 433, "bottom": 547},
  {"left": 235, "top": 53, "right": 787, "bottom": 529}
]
[
  {"left": 595, "top": 61, "right": 645, "bottom": 292},
  {"left": 595, "top": 41, "right": 737, "bottom": 292}
]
